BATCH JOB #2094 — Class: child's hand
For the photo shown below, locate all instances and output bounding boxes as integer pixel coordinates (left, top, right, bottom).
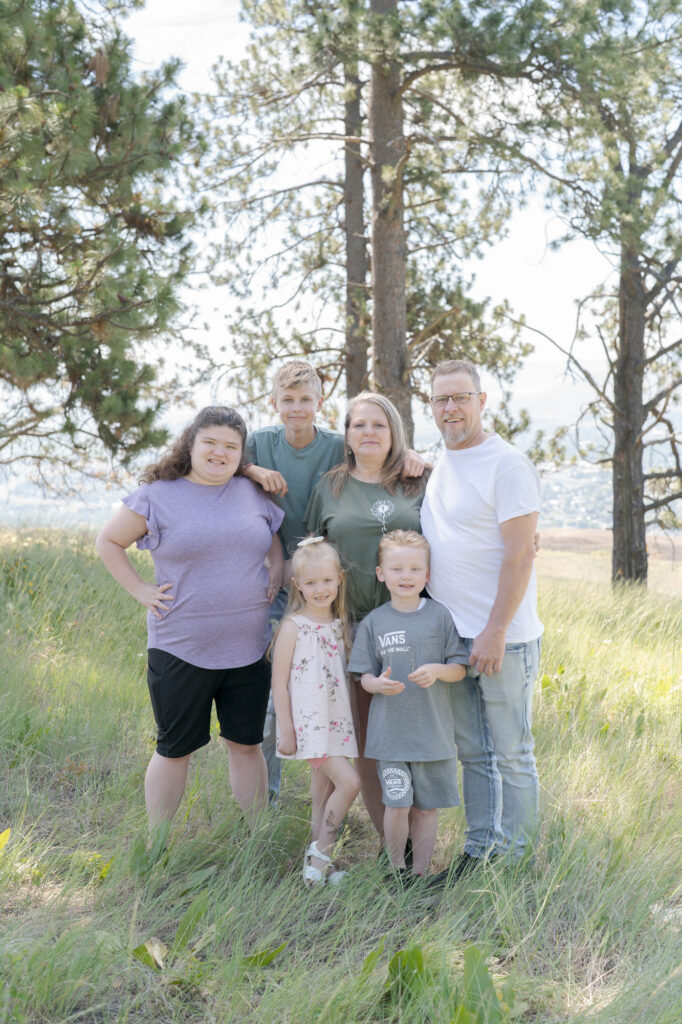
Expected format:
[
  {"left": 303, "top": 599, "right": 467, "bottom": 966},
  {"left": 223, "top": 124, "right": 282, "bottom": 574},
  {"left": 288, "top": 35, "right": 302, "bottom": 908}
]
[
  {"left": 362, "top": 667, "right": 405, "bottom": 695},
  {"left": 408, "top": 663, "right": 441, "bottom": 688},
  {"left": 277, "top": 729, "right": 297, "bottom": 756}
]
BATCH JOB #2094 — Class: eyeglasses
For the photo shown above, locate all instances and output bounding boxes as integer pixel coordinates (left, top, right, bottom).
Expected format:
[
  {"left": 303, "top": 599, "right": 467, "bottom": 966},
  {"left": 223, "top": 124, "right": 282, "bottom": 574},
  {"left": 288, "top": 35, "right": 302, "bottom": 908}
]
[{"left": 429, "top": 392, "right": 481, "bottom": 408}]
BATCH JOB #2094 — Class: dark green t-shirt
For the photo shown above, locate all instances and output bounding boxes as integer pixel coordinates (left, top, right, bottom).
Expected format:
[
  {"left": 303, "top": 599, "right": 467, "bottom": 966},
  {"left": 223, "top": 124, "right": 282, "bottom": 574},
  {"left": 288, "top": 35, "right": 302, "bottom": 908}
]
[
  {"left": 245, "top": 425, "right": 345, "bottom": 557},
  {"left": 305, "top": 475, "right": 425, "bottom": 620}
]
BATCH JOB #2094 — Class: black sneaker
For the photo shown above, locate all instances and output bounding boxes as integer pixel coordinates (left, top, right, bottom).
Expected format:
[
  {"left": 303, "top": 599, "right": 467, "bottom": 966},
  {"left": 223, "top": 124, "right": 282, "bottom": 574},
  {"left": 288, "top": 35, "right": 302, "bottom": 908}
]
[
  {"left": 378, "top": 839, "right": 413, "bottom": 869},
  {"left": 414, "top": 854, "right": 482, "bottom": 891},
  {"left": 420, "top": 869, "right": 451, "bottom": 892},
  {"left": 451, "top": 852, "right": 486, "bottom": 880},
  {"left": 384, "top": 867, "right": 422, "bottom": 890}
]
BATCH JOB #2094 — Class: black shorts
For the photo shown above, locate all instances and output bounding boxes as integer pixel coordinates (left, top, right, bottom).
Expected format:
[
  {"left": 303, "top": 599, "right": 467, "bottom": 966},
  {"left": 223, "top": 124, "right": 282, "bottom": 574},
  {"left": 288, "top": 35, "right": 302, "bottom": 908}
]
[{"left": 147, "top": 648, "right": 270, "bottom": 758}]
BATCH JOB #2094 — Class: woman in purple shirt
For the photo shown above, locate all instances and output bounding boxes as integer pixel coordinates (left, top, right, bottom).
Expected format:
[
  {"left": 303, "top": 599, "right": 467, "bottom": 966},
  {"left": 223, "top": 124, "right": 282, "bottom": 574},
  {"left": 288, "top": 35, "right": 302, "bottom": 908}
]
[{"left": 96, "top": 407, "right": 284, "bottom": 832}]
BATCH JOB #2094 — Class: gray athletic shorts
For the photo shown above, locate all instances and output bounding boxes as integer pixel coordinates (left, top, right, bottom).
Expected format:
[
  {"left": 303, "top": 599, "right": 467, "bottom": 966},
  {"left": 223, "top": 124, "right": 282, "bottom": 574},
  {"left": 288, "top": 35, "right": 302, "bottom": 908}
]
[{"left": 376, "top": 758, "right": 460, "bottom": 810}]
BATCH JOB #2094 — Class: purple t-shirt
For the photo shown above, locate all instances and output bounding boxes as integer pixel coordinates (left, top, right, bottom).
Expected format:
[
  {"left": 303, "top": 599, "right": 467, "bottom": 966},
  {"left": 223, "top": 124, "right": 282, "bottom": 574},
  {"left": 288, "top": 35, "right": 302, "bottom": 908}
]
[{"left": 123, "top": 476, "right": 284, "bottom": 669}]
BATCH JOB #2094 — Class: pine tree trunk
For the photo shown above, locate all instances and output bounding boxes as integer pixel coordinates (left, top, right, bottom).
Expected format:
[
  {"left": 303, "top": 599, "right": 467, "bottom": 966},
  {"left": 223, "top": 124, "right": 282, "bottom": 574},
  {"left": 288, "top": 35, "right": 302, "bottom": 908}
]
[
  {"left": 344, "top": 63, "right": 369, "bottom": 397},
  {"left": 612, "top": 246, "right": 648, "bottom": 583},
  {"left": 368, "top": 0, "right": 414, "bottom": 442}
]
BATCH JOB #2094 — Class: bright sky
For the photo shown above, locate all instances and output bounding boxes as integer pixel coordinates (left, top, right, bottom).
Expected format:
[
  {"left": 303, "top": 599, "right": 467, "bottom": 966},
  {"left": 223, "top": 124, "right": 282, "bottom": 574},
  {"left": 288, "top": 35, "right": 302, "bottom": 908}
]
[
  {"left": 125, "top": 0, "right": 611, "bottom": 434},
  {"left": 2, "top": 0, "right": 616, "bottom": 521}
]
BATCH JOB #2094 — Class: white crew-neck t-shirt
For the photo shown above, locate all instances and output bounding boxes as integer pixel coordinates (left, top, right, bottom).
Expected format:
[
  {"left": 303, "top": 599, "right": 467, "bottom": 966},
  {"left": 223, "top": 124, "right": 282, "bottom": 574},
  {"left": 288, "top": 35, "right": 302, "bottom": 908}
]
[{"left": 420, "top": 434, "right": 543, "bottom": 642}]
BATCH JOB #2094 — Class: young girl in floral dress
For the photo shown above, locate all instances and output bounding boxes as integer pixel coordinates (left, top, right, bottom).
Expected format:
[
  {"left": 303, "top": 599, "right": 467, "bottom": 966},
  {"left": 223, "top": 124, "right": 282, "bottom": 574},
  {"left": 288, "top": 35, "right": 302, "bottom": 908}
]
[{"left": 271, "top": 538, "right": 359, "bottom": 886}]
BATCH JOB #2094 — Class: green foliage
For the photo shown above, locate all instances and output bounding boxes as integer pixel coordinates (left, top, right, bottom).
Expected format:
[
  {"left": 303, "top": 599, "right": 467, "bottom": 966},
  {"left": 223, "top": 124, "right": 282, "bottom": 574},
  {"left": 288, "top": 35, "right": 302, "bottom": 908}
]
[
  {"left": 0, "top": 977, "right": 28, "bottom": 1024},
  {"left": 199, "top": 0, "right": 532, "bottom": 423},
  {"left": 372, "top": 940, "right": 516, "bottom": 1021},
  {"left": 0, "top": 0, "right": 205, "bottom": 476},
  {"left": 385, "top": 944, "right": 427, "bottom": 1001},
  {"left": 484, "top": 0, "right": 682, "bottom": 549},
  {"left": 241, "top": 940, "right": 290, "bottom": 968},
  {"left": 461, "top": 945, "right": 513, "bottom": 1024},
  {"left": 0, "top": 528, "right": 680, "bottom": 1022}
]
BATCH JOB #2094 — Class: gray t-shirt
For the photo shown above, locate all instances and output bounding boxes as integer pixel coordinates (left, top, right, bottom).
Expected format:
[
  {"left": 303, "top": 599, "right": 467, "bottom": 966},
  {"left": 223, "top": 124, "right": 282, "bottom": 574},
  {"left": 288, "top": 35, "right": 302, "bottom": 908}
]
[
  {"left": 124, "top": 476, "right": 284, "bottom": 669},
  {"left": 347, "top": 599, "right": 468, "bottom": 761},
  {"left": 245, "top": 425, "right": 345, "bottom": 557}
]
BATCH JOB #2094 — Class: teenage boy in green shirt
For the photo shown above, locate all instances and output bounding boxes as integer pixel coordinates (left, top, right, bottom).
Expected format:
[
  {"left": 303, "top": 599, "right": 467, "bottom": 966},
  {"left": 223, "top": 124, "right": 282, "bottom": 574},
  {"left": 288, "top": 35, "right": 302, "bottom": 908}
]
[{"left": 244, "top": 360, "right": 423, "bottom": 802}]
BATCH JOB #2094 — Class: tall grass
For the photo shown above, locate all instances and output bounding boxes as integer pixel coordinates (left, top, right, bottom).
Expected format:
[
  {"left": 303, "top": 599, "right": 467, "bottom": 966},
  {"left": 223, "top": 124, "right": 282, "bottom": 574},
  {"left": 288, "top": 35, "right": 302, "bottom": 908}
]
[{"left": 1, "top": 528, "right": 680, "bottom": 1023}]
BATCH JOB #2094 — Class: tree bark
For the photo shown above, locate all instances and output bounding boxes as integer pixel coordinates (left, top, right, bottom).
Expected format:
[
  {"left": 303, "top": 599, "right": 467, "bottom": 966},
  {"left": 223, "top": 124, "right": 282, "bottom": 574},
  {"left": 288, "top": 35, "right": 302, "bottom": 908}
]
[
  {"left": 612, "top": 243, "right": 648, "bottom": 583},
  {"left": 368, "top": 0, "right": 414, "bottom": 442},
  {"left": 344, "top": 62, "right": 370, "bottom": 397}
]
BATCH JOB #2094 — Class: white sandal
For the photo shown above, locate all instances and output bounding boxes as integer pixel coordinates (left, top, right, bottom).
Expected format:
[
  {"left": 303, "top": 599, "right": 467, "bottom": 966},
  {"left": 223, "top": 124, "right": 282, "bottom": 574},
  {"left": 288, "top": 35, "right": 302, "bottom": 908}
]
[
  {"left": 302, "top": 841, "right": 347, "bottom": 888},
  {"left": 327, "top": 866, "right": 348, "bottom": 886}
]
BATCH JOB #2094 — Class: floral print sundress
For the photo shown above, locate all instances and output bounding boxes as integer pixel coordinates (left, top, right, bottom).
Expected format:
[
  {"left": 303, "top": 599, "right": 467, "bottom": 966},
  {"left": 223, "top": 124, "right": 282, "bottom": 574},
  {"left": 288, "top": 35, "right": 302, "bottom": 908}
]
[{"left": 277, "top": 615, "right": 358, "bottom": 761}]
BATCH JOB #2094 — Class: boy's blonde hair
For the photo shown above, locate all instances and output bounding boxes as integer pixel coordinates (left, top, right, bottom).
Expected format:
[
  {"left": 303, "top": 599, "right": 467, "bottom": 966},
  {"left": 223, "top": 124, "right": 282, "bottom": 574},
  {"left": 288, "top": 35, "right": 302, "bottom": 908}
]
[
  {"left": 271, "top": 360, "right": 323, "bottom": 399},
  {"left": 377, "top": 529, "right": 430, "bottom": 569},
  {"left": 284, "top": 538, "right": 351, "bottom": 652}
]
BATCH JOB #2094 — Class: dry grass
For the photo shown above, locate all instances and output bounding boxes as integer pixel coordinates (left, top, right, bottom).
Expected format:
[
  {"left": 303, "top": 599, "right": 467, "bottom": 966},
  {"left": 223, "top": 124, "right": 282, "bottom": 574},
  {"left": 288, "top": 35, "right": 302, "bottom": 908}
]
[
  {"left": 536, "top": 529, "right": 682, "bottom": 597},
  {"left": 1, "top": 528, "right": 680, "bottom": 1024}
]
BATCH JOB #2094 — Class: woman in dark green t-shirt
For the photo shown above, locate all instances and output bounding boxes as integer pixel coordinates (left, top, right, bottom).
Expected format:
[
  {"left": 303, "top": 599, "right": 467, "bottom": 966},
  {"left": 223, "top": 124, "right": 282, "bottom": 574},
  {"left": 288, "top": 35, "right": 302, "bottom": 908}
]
[{"left": 305, "top": 391, "right": 430, "bottom": 834}]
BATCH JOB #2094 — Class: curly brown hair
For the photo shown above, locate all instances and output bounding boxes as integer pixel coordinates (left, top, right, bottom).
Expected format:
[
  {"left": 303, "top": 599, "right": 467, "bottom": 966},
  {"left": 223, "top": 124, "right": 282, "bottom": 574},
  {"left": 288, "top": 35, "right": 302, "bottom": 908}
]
[{"left": 139, "top": 406, "right": 248, "bottom": 483}]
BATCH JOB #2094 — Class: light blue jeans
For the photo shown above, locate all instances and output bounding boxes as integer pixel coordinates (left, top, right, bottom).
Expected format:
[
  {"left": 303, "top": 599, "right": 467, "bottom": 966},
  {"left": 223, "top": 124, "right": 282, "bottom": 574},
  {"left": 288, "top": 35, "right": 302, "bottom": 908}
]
[
  {"left": 262, "top": 589, "right": 289, "bottom": 798},
  {"left": 451, "top": 637, "right": 541, "bottom": 860}
]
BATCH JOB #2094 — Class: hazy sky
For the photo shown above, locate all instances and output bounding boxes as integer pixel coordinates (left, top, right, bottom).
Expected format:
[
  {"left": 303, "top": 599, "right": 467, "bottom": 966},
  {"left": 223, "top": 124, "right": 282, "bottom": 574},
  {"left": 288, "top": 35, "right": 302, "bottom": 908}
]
[
  {"left": 124, "top": 0, "right": 611, "bottom": 430},
  {"left": 3, "top": 0, "right": 617, "bottom": 520}
]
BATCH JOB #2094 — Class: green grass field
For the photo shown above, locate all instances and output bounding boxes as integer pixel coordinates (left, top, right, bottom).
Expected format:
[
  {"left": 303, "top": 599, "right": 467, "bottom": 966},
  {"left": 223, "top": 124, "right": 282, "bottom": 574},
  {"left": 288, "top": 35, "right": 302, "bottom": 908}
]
[{"left": 1, "top": 528, "right": 680, "bottom": 1023}]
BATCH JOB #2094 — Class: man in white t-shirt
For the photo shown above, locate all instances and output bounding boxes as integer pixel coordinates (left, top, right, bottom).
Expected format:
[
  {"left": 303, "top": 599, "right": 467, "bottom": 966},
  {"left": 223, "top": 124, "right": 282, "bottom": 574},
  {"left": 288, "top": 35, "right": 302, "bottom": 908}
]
[{"left": 420, "top": 359, "right": 543, "bottom": 874}]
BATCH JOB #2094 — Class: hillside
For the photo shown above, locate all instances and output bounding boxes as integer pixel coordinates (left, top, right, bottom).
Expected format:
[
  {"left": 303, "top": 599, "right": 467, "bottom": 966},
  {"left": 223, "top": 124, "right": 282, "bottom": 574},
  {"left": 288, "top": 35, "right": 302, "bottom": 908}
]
[{"left": 537, "top": 529, "right": 681, "bottom": 597}]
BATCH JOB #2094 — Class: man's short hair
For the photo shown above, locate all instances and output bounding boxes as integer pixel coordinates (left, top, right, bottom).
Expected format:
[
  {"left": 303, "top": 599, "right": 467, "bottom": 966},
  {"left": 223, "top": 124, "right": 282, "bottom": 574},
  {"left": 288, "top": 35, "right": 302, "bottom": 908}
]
[
  {"left": 377, "top": 529, "right": 431, "bottom": 569},
  {"left": 271, "top": 360, "right": 323, "bottom": 399},
  {"left": 431, "top": 359, "right": 481, "bottom": 393}
]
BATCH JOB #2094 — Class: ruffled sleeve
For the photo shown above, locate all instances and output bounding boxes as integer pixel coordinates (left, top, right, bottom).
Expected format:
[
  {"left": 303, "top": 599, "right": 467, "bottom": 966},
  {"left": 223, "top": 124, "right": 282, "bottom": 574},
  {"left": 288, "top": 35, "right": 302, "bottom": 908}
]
[
  {"left": 253, "top": 483, "right": 284, "bottom": 536},
  {"left": 264, "top": 493, "right": 285, "bottom": 534},
  {"left": 122, "top": 486, "right": 160, "bottom": 551}
]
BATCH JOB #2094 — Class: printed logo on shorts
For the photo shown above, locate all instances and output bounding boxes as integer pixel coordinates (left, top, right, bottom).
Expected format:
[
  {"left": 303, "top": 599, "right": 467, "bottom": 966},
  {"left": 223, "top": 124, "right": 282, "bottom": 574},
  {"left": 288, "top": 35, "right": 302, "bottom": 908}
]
[{"left": 381, "top": 767, "right": 411, "bottom": 800}]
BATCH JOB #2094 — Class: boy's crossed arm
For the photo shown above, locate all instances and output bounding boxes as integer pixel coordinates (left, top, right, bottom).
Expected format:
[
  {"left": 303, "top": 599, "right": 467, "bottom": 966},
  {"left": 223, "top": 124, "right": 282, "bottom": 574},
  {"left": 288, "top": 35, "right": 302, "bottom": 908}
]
[
  {"left": 407, "top": 662, "right": 466, "bottom": 688},
  {"left": 360, "top": 666, "right": 405, "bottom": 695},
  {"left": 360, "top": 660, "right": 466, "bottom": 694}
]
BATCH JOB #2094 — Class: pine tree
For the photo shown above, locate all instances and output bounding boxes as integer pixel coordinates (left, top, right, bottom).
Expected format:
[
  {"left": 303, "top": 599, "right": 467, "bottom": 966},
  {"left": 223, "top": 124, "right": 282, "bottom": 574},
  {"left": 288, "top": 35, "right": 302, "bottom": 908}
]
[
  {"left": 0, "top": 0, "right": 203, "bottom": 476},
  {"left": 497, "top": 0, "right": 682, "bottom": 582},
  {"left": 201, "top": 0, "right": 528, "bottom": 438}
]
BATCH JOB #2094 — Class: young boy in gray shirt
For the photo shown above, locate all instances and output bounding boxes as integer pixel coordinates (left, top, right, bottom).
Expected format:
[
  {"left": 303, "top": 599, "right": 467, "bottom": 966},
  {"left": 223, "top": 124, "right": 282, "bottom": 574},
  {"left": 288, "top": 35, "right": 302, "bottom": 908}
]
[{"left": 347, "top": 530, "right": 469, "bottom": 882}]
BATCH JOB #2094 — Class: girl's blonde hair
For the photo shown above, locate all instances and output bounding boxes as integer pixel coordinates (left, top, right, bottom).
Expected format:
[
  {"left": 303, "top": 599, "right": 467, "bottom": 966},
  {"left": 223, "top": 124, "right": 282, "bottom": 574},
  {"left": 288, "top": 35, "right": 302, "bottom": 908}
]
[
  {"left": 325, "top": 391, "right": 428, "bottom": 498},
  {"left": 283, "top": 539, "right": 352, "bottom": 653}
]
